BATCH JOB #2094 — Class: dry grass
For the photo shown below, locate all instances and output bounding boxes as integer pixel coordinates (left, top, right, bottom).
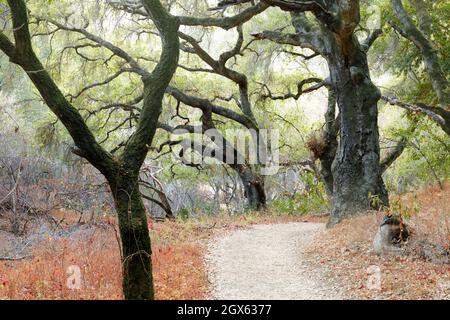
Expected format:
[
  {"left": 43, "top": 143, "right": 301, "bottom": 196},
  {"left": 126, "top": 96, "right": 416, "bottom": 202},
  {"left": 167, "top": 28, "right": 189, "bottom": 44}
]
[
  {"left": 0, "top": 219, "right": 212, "bottom": 300},
  {"left": 0, "top": 209, "right": 312, "bottom": 300},
  {"left": 0, "top": 227, "right": 123, "bottom": 300},
  {"left": 304, "top": 184, "right": 450, "bottom": 300}
]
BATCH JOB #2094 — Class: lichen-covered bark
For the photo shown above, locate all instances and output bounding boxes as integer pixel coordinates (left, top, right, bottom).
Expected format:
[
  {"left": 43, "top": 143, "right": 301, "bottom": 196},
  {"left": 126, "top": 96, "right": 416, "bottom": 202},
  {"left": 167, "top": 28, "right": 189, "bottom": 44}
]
[
  {"left": 179, "top": 2, "right": 269, "bottom": 29},
  {"left": 326, "top": 33, "right": 388, "bottom": 226},
  {"left": 234, "top": 164, "right": 266, "bottom": 210},
  {"left": 254, "top": 0, "right": 389, "bottom": 225},
  {"left": 318, "top": 87, "right": 338, "bottom": 197},
  {"left": 108, "top": 0, "right": 181, "bottom": 300},
  {"left": 123, "top": 0, "right": 180, "bottom": 173},
  {"left": 380, "top": 139, "right": 408, "bottom": 174},
  {"left": 382, "top": 96, "right": 450, "bottom": 136},
  {"left": 109, "top": 170, "right": 154, "bottom": 299},
  {"left": 409, "top": 0, "right": 432, "bottom": 37}
]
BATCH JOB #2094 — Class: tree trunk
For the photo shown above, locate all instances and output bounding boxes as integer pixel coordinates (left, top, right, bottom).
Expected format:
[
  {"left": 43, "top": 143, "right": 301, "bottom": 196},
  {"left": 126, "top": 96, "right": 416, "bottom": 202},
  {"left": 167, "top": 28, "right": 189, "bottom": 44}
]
[
  {"left": 327, "top": 36, "right": 389, "bottom": 226},
  {"left": 234, "top": 165, "right": 266, "bottom": 210},
  {"left": 109, "top": 170, "right": 154, "bottom": 300},
  {"left": 319, "top": 87, "right": 338, "bottom": 197}
]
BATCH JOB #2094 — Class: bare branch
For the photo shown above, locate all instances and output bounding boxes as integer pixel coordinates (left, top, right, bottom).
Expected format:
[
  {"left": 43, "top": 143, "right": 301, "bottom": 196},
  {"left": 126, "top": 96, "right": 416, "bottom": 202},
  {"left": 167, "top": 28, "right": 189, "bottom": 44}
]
[
  {"left": 382, "top": 95, "right": 450, "bottom": 136},
  {"left": 0, "top": 0, "right": 116, "bottom": 176},
  {"left": 362, "top": 29, "right": 383, "bottom": 52},
  {"left": 34, "top": 15, "right": 150, "bottom": 77},
  {"left": 178, "top": 2, "right": 269, "bottom": 30},
  {"left": 390, "top": 0, "right": 449, "bottom": 106},
  {"left": 260, "top": 77, "right": 326, "bottom": 100}
]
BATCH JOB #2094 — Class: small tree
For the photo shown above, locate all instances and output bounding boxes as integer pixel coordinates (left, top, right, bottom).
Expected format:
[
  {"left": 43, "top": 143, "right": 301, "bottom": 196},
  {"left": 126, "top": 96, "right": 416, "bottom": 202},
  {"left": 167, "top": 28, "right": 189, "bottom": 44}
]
[{"left": 0, "top": 0, "right": 180, "bottom": 300}]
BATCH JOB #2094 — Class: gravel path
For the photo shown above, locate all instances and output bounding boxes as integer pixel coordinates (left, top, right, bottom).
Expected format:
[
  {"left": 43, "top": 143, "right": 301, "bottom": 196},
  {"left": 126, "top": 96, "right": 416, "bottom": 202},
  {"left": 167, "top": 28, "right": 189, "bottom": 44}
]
[{"left": 206, "top": 222, "right": 344, "bottom": 300}]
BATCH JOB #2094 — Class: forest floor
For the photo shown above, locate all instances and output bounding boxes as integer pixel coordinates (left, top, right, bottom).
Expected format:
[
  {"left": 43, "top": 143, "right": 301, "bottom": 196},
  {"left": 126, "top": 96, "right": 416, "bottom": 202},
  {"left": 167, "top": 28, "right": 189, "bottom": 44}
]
[
  {"left": 303, "top": 184, "right": 450, "bottom": 300},
  {"left": 0, "top": 184, "right": 448, "bottom": 300},
  {"left": 0, "top": 209, "right": 313, "bottom": 299}
]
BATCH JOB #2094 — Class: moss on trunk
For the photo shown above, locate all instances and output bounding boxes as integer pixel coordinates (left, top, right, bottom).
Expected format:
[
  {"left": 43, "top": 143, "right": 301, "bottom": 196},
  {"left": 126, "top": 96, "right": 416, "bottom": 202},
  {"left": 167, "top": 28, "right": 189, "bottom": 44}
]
[{"left": 110, "top": 171, "right": 154, "bottom": 300}]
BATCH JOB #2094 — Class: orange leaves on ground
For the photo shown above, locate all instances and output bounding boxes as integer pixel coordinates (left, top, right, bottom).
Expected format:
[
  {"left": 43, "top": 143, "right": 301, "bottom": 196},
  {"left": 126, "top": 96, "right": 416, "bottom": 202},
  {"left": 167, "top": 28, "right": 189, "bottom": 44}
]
[
  {"left": 0, "top": 205, "right": 333, "bottom": 300},
  {"left": 153, "top": 243, "right": 208, "bottom": 300},
  {"left": 0, "top": 230, "right": 123, "bottom": 300},
  {"left": 0, "top": 221, "right": 208, "bottom": 300},
  {"left": 304, "top": 184, "right": 450, "bottom": 300}
]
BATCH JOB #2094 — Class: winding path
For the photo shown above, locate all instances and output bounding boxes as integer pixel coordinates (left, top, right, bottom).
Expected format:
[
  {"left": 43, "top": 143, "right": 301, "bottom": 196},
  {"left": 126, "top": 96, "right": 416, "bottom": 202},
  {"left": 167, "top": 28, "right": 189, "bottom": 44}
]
[{"left": 206, "top": 222, "right": 344, "bottom": 300}]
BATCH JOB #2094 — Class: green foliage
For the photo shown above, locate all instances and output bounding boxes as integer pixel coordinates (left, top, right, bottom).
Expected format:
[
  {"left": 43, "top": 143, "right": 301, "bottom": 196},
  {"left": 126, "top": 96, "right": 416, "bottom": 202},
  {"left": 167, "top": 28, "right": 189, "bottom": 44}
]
[
  {"left": 383, "top": 116, "right": 450, "bottom": 193},
  {"left": 371, "top": 0, "right": 449, "bottom": 105},
  {"left": 369, "top": 192, "right": 384, "bottom": 210},
  {"left": 178, "top": 208, "right": 190, "bottom": 221},
  {"left": 1, "top": 0, "right": 447, "bottom": 219},
  {"left": 271, "top": 172, "right": 330, "bottom": 216},
  {"left": 387, "top": 195, "right": 420, "bottom": 221},
  {"left": 35, "top": 121, "right": 58, "bottom": 149}
]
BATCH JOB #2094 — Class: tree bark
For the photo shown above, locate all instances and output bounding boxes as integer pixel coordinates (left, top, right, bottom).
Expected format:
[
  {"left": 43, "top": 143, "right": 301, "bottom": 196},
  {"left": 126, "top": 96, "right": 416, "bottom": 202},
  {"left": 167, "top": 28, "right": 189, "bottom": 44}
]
[
  {"left": 327, "top": 35, "right": 388, "bottom": 226},
  {"left": 252, "top": 1, "right": 390, "bottom": 226},
  {"left": 382, "top": 95, "right": 450, "bottom": 136},
  {"left": 234, "top": 164, "right": 266, "bottom": 210},
  {"left": 109, "top": 170, "right": 154, "bottom": 300},
  {"left": 318, "top": 87, "right": 338, "bottom": 197}
]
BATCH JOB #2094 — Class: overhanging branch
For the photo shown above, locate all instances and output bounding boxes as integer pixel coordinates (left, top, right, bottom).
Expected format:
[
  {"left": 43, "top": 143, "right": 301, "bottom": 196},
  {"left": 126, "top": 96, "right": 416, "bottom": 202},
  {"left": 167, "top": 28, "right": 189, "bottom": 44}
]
[{"left": 382, "top": 95, "right": 450, "bottom": 136}]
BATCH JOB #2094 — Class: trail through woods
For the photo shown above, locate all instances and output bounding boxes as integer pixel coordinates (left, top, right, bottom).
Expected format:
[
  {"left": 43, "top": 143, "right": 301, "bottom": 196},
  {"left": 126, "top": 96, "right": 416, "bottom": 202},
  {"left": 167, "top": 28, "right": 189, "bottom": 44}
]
[{"left": 206, "top": 223, "right": 345, "bottom": 300}]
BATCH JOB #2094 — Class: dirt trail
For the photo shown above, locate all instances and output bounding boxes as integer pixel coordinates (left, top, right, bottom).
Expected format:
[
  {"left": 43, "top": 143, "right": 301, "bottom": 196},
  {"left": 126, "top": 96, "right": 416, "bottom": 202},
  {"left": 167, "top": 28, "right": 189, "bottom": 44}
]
[{"left": 206, "top": 222, "right": 344, "bottom": 300}]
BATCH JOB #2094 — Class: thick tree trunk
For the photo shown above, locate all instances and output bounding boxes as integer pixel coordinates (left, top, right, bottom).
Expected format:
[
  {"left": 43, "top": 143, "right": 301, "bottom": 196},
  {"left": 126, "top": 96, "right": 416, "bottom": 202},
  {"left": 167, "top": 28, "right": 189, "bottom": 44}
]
[
  {"left": 109, "top": 171, "right": 154, "bottom": 300},
  {"left": 327, "top": 36, "right": 389, "bottom": 226},
  {"left": 234, "top": 165, "right": 266, "bottom": 210}
]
